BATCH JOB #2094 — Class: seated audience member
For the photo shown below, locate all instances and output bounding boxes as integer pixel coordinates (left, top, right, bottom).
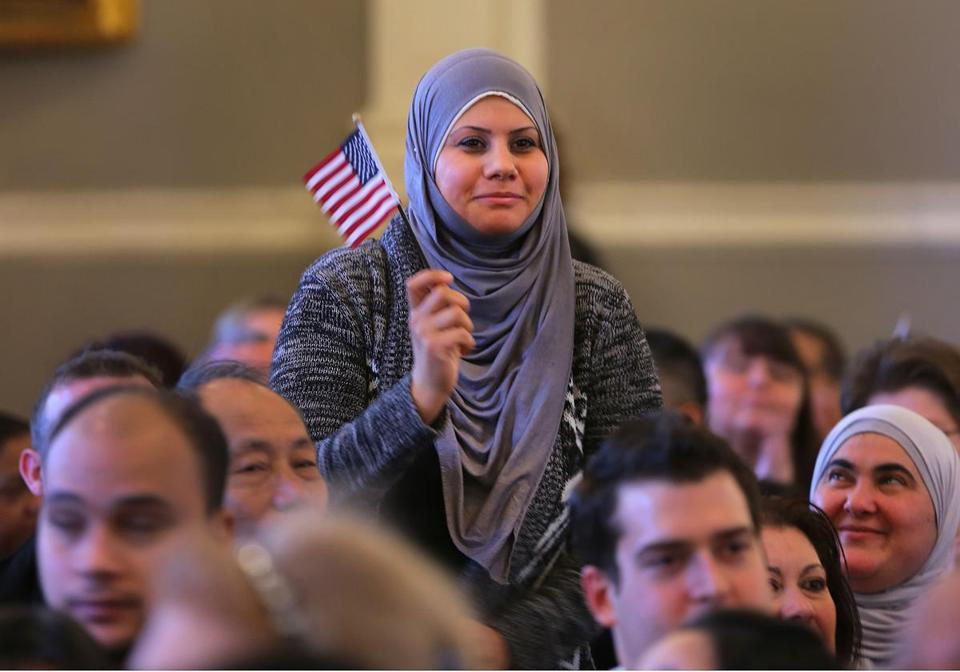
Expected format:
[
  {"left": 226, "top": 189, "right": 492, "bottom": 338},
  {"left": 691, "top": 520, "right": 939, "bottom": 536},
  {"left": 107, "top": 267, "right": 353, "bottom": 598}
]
[
  {"left": 2, "top": 351, "right": 161, "bottom": 607},
  {"left": 200, "top": 296, "right": 287, "bottom": 381},
  {"left": 0, "top": 605, "right": 109, "bottom": 669},
  {"left": 0, "top": 413, "right": 38, "bottom": 558},
  {"left": 568, "top": 411, "right": 773, "bottom": 667},
  {"left": 21, "top": 387, "right": 231, "bottom": 661},
  {"left": 177, "top": 361, "right": 328, "bottom": 539},
  {"left": 77, "top": 330, "right": 187, "bottom": 388},
  {"left": 131, "top": 512, "right": 481, "bottom": 670},
  {"left": 760, "top": 497, "right": 861, "bottom": 666},
  {"left": 786, "top": 318, "right": 846, "bottom": 443},
  {"left": 842, "top": 335, "right": 960, "bottom": 452},
  {"left": 810, "top": 404, "right": 960, "bottom": 667},
  {"left": 29, "top": 349, "right": 161, "bottom": 452},
  {"left": 638, "top": 609, "right": 838, "bottom": 670},
  {"left": 702, "top": 315, "right": 818, "bottom": 491},
  {"left": 645, "top": 327, "right": 708, "bottom": 425},
  {"left": 892, "top": 571, "right": 960, "bottom": 669}
]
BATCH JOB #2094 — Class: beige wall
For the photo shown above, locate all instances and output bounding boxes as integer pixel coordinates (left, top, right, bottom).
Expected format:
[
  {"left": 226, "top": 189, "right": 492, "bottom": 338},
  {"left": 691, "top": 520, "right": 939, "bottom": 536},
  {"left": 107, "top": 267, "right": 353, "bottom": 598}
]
[
  {"left": 0, "top": 0, "right": 366, "bottom": 189},
  {"left": 548, "top": 0, "right": 960, "bottom": 181},
  {"left": 2, "top": 0, "right": 960, "bottom": 416}
]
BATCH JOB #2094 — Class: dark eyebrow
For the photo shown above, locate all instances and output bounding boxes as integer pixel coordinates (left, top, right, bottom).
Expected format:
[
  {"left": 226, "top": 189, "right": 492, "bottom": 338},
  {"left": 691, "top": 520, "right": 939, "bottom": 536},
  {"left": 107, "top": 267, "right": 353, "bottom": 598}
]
[
  {"left": 111, "top": 495, "right": 173, "bottom": 511},
  {"left": 450, "top": 125, "right": 539, "bottom": 135},
  {"left": 826, "top": 458, "right": 856, "bottom": 472},
  {"left": 711, "top": 526, "right": 755, "bottom": 542},
  {"left": 46, "top": 492, "right": 84, "bottom": 506},
  {"left": 767, "top": 566, "right": 783, "bottom": 577},
  {"left": 291, "top": 437, "right": 313, "bottom": 450},
  {"left": 874, "top": 463, "right": 917, "bottom": 482}
]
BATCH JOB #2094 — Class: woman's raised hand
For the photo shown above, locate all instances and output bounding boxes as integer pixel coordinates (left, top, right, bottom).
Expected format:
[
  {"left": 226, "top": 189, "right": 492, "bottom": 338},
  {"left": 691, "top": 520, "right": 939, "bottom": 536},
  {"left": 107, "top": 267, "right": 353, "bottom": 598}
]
[{"left": 407, "top": 270, "right": 475, "bottom": 425}]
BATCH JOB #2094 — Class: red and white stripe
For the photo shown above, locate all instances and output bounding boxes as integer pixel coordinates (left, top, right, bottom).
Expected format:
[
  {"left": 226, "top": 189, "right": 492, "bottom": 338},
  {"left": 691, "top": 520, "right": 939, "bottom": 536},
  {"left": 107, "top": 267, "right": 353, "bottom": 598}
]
[{"left": 304, "top": 148, "right": 398, "bottom": 248}]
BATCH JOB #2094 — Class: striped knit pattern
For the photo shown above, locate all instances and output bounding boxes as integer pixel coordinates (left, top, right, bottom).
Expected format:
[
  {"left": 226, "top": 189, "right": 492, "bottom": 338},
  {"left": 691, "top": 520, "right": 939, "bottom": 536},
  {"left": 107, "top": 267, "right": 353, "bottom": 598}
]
[{"left": 271, "top": 216, "right": 662, "bottom": 669}]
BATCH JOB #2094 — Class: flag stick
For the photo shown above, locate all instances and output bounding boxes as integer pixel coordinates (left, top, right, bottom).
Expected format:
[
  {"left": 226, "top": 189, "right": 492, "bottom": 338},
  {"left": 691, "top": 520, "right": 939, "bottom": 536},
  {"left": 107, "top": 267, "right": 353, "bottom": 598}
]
[{"left": 352, "top": 113, "right": 411, "bottom": 229}]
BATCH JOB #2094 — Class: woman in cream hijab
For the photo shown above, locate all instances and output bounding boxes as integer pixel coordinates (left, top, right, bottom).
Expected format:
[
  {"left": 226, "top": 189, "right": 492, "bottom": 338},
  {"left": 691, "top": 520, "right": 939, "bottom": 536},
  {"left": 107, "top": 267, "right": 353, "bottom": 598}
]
[{"left": 810, "top": 404, "right": 960, "bottom": 667}]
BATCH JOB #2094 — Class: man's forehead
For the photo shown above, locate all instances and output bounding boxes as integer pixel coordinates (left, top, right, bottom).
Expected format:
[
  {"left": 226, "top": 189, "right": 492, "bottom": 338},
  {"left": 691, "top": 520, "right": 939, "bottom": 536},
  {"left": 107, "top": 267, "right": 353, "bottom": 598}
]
[
  {"left": 201, "top": 379, "right": 306, "bottom": 428},
  {"left": 614, "top": 472, "right": 753, "bottom": 544}
]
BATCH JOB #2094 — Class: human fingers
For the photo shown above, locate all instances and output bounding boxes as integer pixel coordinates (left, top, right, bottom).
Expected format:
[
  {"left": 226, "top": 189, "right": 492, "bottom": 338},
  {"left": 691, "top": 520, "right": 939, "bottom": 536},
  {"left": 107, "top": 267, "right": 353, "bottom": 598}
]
[
  {"left": 411, "top": 283, "right": 470, "bottom": 318},
  {"left": 406, "top": 270, "right": 453, "bottom": 309},
  {"left": 420, "top": 305, "right": 474, "bottom": 335}
]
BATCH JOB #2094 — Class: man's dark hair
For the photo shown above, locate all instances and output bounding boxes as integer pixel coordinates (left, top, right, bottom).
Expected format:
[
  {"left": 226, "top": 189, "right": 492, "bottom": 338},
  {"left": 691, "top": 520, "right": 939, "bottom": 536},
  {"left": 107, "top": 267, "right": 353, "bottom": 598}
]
[
  {"left": 76, "top": 331, "right": 187, "bottom": 388},
  {"left": 645, "top": 327, "right": 707, "bottom": 407},
  {"left": 568, "top": 411, "right": 761, "bottom": 583},
  {"left": 176, "top": 359, "right": 265, "bottom": 395},
  {"left": 761, "top": 497, "right": 861, "bottom": 667},
  {"left": 47, "top": 386, "right": 228, "bottom": 513},
  {"left": 785, "top": 318, "right": 847, "bottom": 382},
  {"left": 701, "top": 315, "right": 819, "bottom": 491},
  {"left": 842, "top": 335, "right": 960, "bottom": 428},
  {"left": 682, "top": 609, "right": 838, "bottom": 669},
  {"left": 0, "top": 411, "right": 30, "bottom": 454},
  {"left": 31, "top": 350, "right": 163, "bottom": 450}
]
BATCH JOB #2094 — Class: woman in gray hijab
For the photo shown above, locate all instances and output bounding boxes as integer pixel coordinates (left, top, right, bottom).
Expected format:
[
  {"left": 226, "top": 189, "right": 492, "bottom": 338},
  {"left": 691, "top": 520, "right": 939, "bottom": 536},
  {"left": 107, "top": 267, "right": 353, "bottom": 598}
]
[
  {"left": 272, "top": 48, "right": 661, "bottom": 668},
  {"left": 810, "top": 404, "right": 960, "bottom": 667}
]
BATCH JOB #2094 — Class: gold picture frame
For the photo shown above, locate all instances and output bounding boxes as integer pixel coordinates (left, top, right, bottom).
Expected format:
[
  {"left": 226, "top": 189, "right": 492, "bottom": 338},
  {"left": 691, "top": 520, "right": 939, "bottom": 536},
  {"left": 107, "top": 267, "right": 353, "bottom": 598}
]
[{"left": 0, "top": 0, "right": 138, "bottom": 48}]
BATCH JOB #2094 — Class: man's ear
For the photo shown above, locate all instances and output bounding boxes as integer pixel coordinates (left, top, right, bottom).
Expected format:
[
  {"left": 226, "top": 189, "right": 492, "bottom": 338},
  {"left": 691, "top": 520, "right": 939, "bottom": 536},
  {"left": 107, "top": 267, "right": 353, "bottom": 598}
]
[
  {"left": 581, "top": 564, "right": 618, "bottom": 629},
  {"left": 19, "top": 448, "right": 43, "bottom": 497}
]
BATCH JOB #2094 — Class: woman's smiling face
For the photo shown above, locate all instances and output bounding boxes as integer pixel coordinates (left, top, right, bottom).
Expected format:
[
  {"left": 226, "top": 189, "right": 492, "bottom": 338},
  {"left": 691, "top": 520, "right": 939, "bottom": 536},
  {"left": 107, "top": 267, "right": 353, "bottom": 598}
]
[
  {"left": 434, "top": 95, "right": 548, "bottom": 236},
  {"left": 812, "top": 432, "right": 937, "bottom": 594},
  {"left": 761, "top": 525, "right": 837, "bottom": 653}
]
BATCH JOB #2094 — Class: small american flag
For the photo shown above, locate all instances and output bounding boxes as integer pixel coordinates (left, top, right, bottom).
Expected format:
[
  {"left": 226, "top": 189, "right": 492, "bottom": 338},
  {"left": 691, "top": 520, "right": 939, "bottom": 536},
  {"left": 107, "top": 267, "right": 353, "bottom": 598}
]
[{"left": 303, "top": 122, "right": 400, "bottom": 247}]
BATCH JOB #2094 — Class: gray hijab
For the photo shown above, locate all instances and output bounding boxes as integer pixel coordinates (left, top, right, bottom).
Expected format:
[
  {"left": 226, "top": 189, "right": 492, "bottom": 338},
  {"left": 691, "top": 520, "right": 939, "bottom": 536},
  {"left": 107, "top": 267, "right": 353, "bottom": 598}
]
[
  {"left": 404, "top": 48, "right": 575, "bottom": 584},
  {"left": 809, "top": 404, "right": 960, "bottom": 667}
]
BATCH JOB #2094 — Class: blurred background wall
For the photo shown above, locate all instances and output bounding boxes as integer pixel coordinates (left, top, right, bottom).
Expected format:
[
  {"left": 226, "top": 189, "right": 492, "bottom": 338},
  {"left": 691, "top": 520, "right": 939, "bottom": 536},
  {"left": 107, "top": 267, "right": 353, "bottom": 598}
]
[{"left": 1, "top": 0, "right": 958, "bottom": 414}]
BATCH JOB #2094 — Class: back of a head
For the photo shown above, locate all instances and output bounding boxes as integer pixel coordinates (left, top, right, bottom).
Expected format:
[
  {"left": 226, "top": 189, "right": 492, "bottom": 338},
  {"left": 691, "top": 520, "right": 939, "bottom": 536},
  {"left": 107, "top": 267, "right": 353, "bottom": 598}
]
[
  {"left": 177, "top": 359, "right": 265, "bottom": 394},
  {"left": 77, "top": 331, "right": 187, "bottom": 388},
  {"left": 48, "top": 386, "right": 228, "bottom": 513},
  {"left": 31, "top": 349, "right": 162, "bottom": 451},
  {"left": 255, "top": 511, "right": 478, "bottom": 669},
  {"left": 569, "top": 410, "right": 761, "bottom": 580},
  {"left": 689, "top": 609, "right": 837, "bottom": 669},
  {"left": 211, "top": 295, "right": 287, "bottom": 346},
  {"left": 646, "top": 327, "right": 707, "bottom": 409},
  {"left": 842, "top": 335, "right": 960, "bottom": 425},
  {"left": 0, "top": 605, "right": 109, "bottom": 669}
]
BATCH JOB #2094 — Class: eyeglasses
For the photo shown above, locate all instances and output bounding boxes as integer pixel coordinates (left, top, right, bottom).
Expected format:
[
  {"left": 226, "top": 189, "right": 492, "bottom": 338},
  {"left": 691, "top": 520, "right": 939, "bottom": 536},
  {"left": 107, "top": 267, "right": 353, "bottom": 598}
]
[{"left": 714, "top": 350, "right": 802, "bottom": 385}]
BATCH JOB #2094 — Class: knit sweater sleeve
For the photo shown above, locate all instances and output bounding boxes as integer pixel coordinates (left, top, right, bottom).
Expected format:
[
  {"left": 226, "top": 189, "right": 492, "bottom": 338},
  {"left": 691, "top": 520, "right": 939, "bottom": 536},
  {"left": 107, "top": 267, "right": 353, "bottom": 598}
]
[{"left": 270, "top": 250, "right": 438, "bottom": 499}]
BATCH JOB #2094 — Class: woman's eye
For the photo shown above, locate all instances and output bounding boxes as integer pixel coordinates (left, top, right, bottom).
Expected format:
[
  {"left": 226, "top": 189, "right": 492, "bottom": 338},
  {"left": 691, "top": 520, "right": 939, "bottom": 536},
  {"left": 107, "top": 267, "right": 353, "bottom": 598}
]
[
  {"left": 512, "top": 137, "right": 538, "bottom": 151},
  {"left": 802, "top": 578, "right": 828, "bottom": 592},
  {"left": 826, "top": 469, "right": 852, "bottom": 484},
  {"left": 768, "top": 577, "right": 783, "bottom": 593},
  {"left": 879, "top": 475, "right": 907, "bottom": 487},
  {"left": 457, "top": 137, "right": 485, "bottom": 150}
]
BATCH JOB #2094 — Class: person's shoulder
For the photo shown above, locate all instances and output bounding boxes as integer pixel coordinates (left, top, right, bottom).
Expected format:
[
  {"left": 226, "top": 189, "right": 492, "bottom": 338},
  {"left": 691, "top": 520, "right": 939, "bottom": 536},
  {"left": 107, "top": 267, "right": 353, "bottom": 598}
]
[{"left": 573, "top": 259, "right": 630, "bottom": 302}]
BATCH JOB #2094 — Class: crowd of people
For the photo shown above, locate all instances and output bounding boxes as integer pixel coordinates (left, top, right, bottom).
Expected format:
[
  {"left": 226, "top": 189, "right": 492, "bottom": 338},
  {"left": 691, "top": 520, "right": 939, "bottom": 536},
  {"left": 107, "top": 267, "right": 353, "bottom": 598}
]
[{"left": 1, "top": 47, "right": 959, "bottom": 669}]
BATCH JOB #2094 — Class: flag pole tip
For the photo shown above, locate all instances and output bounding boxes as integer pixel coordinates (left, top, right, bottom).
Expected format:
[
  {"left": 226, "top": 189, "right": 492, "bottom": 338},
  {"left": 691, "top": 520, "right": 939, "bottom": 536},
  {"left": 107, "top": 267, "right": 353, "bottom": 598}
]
[{"left": 351, "top": 113, "right": 361, "bottom": 125}]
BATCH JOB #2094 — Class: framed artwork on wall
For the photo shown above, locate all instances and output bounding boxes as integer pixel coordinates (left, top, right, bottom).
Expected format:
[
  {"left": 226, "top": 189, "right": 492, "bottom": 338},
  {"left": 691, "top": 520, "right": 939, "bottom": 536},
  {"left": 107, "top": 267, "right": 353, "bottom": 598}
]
[{"left": 0, "top": 0, "right": 138, "bottom": 48}]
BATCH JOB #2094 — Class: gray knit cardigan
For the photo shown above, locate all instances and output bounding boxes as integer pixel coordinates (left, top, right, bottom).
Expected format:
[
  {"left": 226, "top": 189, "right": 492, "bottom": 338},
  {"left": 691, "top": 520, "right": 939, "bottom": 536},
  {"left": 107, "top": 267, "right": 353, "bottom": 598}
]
[{"left": 271, "top": 216, "right": 662, "bottom": 669}]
